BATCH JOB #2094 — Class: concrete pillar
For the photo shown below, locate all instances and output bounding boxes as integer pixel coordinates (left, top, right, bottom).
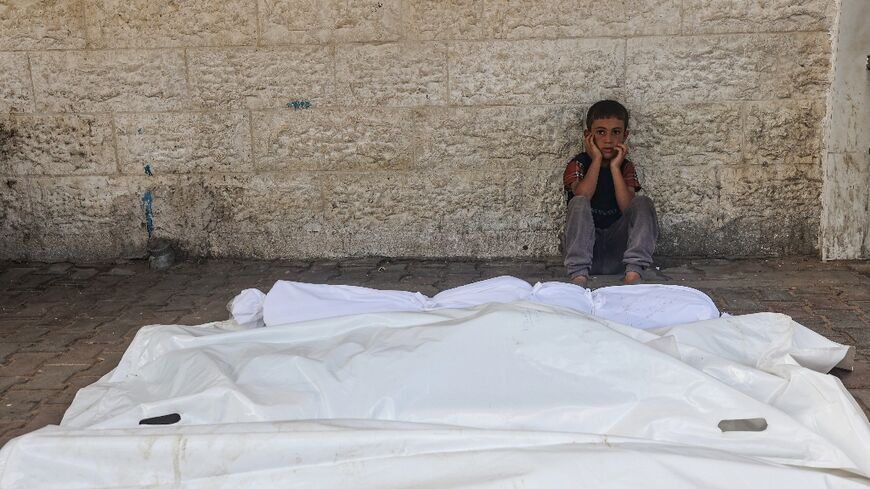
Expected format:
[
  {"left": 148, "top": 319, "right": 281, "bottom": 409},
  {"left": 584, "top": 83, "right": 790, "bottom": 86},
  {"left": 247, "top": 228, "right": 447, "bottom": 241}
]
[{"left": 821, "top": 0, "right": 870, "bottom": 259}]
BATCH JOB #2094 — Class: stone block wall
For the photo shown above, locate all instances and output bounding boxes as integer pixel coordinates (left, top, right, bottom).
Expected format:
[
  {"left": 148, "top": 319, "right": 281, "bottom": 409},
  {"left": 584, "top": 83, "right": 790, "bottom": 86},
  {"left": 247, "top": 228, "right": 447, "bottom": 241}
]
[{"left": 0, "top": 1, "right": 834, "bottom": 261}]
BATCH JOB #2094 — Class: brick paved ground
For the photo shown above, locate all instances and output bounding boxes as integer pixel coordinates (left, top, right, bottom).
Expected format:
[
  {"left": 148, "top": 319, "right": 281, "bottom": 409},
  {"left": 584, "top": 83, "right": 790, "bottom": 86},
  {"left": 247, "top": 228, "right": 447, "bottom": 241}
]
[{"left": 1, "top": 256, "right": 869, "bottom": 447}]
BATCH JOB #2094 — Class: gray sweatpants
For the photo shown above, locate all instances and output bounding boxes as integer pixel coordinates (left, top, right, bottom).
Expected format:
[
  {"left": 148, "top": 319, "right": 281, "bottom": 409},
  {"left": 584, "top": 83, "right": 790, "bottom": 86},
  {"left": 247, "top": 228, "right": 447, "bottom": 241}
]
[{"left": 563, "top": 195, "right": 659, "bottom": 279}]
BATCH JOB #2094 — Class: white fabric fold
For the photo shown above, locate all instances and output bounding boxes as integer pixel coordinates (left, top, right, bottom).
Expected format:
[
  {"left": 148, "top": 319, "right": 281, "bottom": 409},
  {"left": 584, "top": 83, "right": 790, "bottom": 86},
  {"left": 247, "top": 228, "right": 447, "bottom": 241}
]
[
  {"left": 226, "top": 288, "right": 266, "bottom": 329},
  {"left": 4, "top": 421, "right": 870, "bottom": 489}
]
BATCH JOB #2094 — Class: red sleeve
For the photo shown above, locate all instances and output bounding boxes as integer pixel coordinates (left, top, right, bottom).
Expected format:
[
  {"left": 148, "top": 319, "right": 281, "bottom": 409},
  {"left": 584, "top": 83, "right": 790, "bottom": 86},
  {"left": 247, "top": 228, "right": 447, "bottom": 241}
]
[
  {"left": 622, "top": 161, "right": 641, "bottom": 191},
  {"left": 563, "top": 159, "right": 585, "bottom": 192}
]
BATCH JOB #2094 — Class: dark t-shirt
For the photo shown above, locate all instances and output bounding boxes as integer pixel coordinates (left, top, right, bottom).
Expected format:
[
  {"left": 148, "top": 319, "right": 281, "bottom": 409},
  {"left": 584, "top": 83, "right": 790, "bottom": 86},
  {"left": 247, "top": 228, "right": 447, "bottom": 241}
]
[{"left": 563, "top": 152, "right": 641, "bottom": 229}]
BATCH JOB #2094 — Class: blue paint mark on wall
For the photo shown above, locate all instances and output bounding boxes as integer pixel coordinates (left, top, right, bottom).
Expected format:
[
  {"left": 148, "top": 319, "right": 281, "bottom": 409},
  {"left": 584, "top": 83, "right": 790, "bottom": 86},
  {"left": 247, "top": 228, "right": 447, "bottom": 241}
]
[
  {"left": 287, "top": 100, "right": 312, "bottom": 110},
  {"left": 144, "top": 164, "right": 153, "bottom": 176},
  {"left": 142, "top": 191, "right": 154, "bottom": 237}
]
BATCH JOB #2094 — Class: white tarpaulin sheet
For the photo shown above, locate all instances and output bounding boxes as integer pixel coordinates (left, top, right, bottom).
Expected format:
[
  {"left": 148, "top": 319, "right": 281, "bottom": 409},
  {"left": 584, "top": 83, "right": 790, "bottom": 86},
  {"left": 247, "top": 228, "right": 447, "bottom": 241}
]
[{"left": 0, "top": 278, "right": 867, "bottom": 488}]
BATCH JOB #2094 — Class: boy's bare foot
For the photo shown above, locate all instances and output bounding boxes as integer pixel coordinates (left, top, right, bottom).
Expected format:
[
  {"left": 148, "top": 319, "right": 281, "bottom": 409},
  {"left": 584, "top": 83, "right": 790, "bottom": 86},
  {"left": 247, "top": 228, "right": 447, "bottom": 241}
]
[
  {"left": 623, "top": 271, "right": 642, "bottom": 285},
  {"left": 571, "top": 275, "right": 589, "bottom": 287}
]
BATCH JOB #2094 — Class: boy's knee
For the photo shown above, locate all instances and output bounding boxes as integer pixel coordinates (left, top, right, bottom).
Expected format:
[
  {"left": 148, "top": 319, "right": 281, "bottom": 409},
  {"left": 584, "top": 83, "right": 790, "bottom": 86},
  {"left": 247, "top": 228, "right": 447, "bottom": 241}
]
[
  {"left": 568, "top": 195, "right": 591, "bottom": 211},
  {"left": 627, "top": 195, "right": 655, "bottom": 214},
  {"left": 567, "top": 196, "right": 593, "bottom": 222}
]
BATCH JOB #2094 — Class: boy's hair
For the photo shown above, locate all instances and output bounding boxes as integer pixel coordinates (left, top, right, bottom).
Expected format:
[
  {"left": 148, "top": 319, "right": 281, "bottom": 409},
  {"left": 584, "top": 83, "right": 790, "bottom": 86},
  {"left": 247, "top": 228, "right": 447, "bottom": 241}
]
[{"left": 585, "top": 100, "right": 629, "bottom": 130}]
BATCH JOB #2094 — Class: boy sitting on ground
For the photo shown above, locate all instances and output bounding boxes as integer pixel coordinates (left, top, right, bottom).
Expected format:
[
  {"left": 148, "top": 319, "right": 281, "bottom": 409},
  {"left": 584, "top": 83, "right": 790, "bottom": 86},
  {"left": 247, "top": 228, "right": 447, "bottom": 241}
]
[{"left": 562, "top": 100, "right": 658, "bottom": 287}]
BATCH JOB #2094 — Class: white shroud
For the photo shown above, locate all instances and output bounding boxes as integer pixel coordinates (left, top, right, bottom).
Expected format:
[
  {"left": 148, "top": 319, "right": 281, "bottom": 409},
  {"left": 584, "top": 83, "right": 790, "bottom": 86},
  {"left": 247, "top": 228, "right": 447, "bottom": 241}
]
[{"left": 0, "top": 280, "right": 866, "bottom": 488}]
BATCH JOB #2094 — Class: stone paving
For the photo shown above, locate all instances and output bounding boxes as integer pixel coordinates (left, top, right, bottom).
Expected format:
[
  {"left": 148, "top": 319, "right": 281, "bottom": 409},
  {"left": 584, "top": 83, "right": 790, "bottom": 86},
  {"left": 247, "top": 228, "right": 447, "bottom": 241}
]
[{"left": 1, "top": 256, "right": 869, "bottom": 447}]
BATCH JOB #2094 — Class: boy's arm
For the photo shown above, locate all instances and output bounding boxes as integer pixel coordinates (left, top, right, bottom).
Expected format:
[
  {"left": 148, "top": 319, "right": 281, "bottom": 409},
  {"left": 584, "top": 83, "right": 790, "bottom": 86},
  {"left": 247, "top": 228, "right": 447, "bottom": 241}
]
[
  {"left": 610, "top": 144, "right": 635, "bottom": 212},
  {"left": 571, "top": 134, "right": 602, "bottom": 199}
]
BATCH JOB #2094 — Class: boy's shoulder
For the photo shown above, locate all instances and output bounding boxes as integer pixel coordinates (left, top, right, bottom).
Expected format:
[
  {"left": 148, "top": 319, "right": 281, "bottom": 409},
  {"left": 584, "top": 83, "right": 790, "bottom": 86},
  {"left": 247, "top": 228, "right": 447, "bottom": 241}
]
[{"left": 568, "top": 152, "right": 591, "bottom": 165}]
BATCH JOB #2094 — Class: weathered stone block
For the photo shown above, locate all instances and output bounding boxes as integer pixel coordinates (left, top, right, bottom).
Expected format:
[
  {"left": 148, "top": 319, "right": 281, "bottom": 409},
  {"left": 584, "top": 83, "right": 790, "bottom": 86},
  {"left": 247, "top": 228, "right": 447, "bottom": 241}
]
[
  {"left": 253, "top": 108, "right": 413, "bottom": 172},
  {"left": 483, "top": 0, "right": 680, "bottom": 38},
  {"left": 187, "top": 47, "right": 333, "bottom": 110},
  {"left": 84, "top": 0, "right": 256, "bottom": 48},
  {"left": 259, "top": 0, "right": 402, "bottom": 44},
  {"left": 743, "top": 99, "right": 824, "bottom": 166},
  {"left": 0, "top": 114, "right": 116, "bottom": 175},
  {"left": 323, "top": 170, "right": 562, "bottom": 233},
  {"left": 630, "top": 103, "right": 742, "bottom": 167},
  {"left": 324, "top": 172, "right": 424, "bottom": 232},
  {"left": 258, "top": 0, "right": 334, "bottom": 44},
  {"left": 0, "top": 0, "right": 87, "bottom": 50},
  {"left": 404, "top": 0, "right": 484, "bottom": 40},
  {"left": 683, "top": 0, "right": 833, "bottom": 34},
  {"left": 415, "top": 105, "right": 583, "bottom": 171},
  {"left": 655, "top": 216, "right": 728, "bottom": 257},
  {"left": 116, "top": 112, "right": 253, "bottom": 174},
  {"left": 449, "top": 38, "right": 624, "bottom": 105},
  {"left": 642, "top": 164, "right": 723, "bottom": 255},
  {"left": 335, "top": 42, "right": 447, "bottom": 106},
  {"left": 207, "top": 222, "right": 339, "bottom": 259},
  {"left": 203, "top": 172, "right": 328, "bottom": 256},
  {"left": 718, "top": 164, "right": 821, "bottom": 255},
  {"left": 30, "top": 50, "right": 188, "bottom": 112},
  {"left": 27, "top": 176, "right": 145, "bottom": 261},
  {"left": 720, "top": 163, "right": 821, "bottom": 219},
  {"left": 0, "top": 53, "right": 34, "bottom": 113},
  {"left": 714, "top": 216, "right": 820, "bottom": 256},
  {"left": 334, "top": 0, "right": 401, "bottom": 42},
  {"left": 223, "top": 173, "right": 326, "bottom": 227},
  {"left": 626, "top": 33, "right": 830, "bottom": 103},
  {"left": 0, "top": 177, "right": 33, "bottom": 260},
  {"left": 643, "top": 163, "right": 720, "bottom": 217},
  {"left": 316, "top": 227, "right": 561, "bottom": 258},
  {"left": 145, "top": 174, "right": 259, "bottom": 256}
]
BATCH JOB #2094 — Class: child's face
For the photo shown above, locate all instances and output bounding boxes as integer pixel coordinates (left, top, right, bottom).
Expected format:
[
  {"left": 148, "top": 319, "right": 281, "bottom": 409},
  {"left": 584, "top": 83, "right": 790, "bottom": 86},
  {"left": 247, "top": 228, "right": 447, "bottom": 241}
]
[{"left": 584, "top": 117, "right": 628, "bottom": 160}]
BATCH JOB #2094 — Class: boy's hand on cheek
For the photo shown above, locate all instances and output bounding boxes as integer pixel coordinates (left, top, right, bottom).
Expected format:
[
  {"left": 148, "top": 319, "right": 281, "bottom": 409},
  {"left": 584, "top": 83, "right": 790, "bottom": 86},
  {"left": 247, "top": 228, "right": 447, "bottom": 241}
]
[
  {"left": 611, "top": 143, "right": 627, "bottom": 168},
  {"left": 584, "top": 134, "right": 602, "bottom": 163}
]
